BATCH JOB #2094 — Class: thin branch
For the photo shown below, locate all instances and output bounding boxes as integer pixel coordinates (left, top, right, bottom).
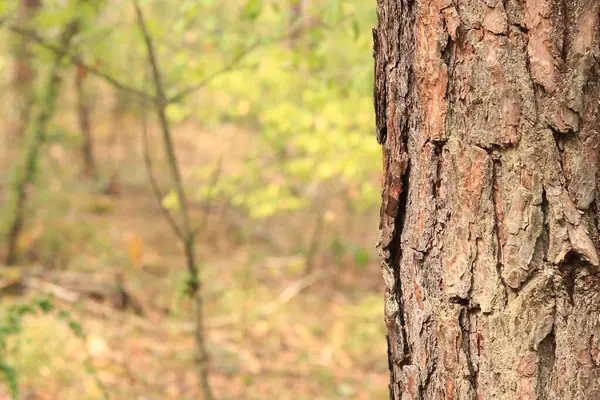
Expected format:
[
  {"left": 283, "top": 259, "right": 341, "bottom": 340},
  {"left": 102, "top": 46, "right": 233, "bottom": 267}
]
[
  {"left": 2, "top": 22, "right": 153, "bottom": 102},
  {"left": 167, "top": 24, "right": 314, "bottom": 104},
  {"left": 133, "top": 0, "right": 191, "bottom": 236},
  {"left": 140, "top": 110, "right": 185, "bottom": 241},
  {"left": 192, "top": 158, "right": 223, "bottom": 237},
  {"left": 167, "top": 42, "right": 261, "bottom": 103},
  {"left": 133, "top": 0, "right": 195, "bottom": 282},
  {"left": 133, "top": 3, "right": 214, "bottom": 399}
]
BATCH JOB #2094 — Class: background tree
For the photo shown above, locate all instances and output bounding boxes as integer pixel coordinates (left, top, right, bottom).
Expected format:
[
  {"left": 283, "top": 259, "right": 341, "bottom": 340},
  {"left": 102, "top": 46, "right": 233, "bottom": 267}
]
[
  {"left": 75, "top": 60, "right": 97, "bottom": 179},
  {"left": 0, "top": 0, "right": 389, "bottom": 398},
  {"left": 375, "top": 0, "right": 600, "bottom": 398},
  {"left": 8, "top": 0, "right": 40, "bottom": 142},
  {"left": 5, "top": 15, "right": 80, "bottom": 265}
]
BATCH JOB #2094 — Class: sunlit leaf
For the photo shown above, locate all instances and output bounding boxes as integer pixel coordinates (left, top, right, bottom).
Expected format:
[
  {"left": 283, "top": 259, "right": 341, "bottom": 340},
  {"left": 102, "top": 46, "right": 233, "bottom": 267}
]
[
  {"left": 241, "top": 0, "right": 262, "bottom": 21},
  {"left": 162, "top": 190, "right": 180, "bottom": 212}
]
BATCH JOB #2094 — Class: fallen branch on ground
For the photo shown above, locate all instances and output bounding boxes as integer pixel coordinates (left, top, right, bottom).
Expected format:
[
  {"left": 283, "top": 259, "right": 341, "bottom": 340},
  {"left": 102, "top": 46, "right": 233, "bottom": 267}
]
[{"left": 178, "top": 270, "right": 334, "bottom": 332}]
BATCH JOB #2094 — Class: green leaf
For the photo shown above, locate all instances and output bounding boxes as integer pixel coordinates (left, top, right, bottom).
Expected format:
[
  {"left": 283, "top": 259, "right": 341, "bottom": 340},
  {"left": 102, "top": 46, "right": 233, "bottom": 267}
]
[
  {"left": 67, "top": 320, "right": 84, "bottom": 337},
  {"left": 166, "top": 103, "right": 192, "bottom": 123},
  {"left": 162, "top": 190, "right": 180, "bottom": 211},
  {"left": 352, "top": 19, "right": 360, "bottom": 41},
  {"left": 36, "top": 297, "right": 55, "bottom": 313},
  {"left": 0, "top": 360, "right": 18, "bottom": 400},
  {"left": 242, "top": 0, "right": 262, "bottom": 21},
  {"left": 331, "top": 236, "right": 345, "bottom": 259},
  {"left": 0, "top": 0, "right": 16, "bottom": 15},
  {"left": 351, "top": 247, "right": 370, "bottom": 268},
  {"left": 173, "top": 17, "right": 186, "bottom": 32},
  {"left": 76, "top": 2, "right": 97, "bottom": 22}
]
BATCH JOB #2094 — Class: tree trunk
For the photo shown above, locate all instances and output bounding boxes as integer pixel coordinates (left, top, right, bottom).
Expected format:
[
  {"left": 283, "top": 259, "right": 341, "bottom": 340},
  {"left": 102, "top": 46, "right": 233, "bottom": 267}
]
[
  {"left": 75, "top": 63, "right": 97, "bottom": 178},
  {"left": 6, "top": 20, "right": 79, "bottom": 265},
  {"left": 9, "top": 0, "right": 41, "bottom": 141},
  {"left": 374, "top": 1, "right": 600, "bottom": 399}
]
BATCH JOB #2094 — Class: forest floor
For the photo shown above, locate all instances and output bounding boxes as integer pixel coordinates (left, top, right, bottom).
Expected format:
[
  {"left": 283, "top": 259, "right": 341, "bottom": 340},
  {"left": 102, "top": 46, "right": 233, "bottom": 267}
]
[{"left": 0, "top": 112, "right": 388, "bottom": 399}]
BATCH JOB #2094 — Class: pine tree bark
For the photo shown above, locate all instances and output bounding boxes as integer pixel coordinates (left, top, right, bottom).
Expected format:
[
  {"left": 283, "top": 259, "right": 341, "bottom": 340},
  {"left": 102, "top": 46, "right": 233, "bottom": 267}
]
[{"left": 374, "top": 1, "right": 600, "bottom": 399}]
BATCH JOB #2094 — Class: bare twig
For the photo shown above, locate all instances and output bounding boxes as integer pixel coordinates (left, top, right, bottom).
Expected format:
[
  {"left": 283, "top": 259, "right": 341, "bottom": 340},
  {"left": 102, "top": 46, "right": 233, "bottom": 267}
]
[
  {"left": 167, "top": 43, "right": 261, "bottom": 103},
  {"left": 133, "top": 2, "right": 214, "bottom": 399},
  {"left": 166, "top": 11, "right": 355, "bottom": 103},
  {"left": 2, "top": 22, "right": 153, "bottom": 102},
  {"left": 133, "top": 0, "right": 191, "bottom": 246},
  {"left": 193, "top": 158, "right": 223, "bottom": 237},
  {"left": 2, "top": 12, "right": 347, "bottom": 109},
  {"left": 140, "top": 110, "right": 185, "bottom": 241},
  {"left": 167, "top": 27, "right": 305, "bottom": 104}
]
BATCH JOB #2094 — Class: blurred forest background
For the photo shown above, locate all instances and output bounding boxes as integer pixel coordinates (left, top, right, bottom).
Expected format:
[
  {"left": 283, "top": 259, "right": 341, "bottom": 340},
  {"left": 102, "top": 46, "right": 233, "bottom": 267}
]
[{"left": 0, "top": 0, "right": 385, "bottom": 399}]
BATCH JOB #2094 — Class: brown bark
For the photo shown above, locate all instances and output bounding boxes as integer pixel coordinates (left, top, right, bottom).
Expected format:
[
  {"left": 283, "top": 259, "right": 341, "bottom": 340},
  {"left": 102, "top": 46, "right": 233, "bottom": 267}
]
[{"left": 374, "top": 0, "right": 600, "bottom": 399}]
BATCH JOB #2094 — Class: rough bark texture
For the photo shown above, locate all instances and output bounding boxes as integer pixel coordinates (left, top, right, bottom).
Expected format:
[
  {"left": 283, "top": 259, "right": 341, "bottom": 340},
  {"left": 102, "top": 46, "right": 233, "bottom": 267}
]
[{"left": 374, "top": 0, "right": 600, "bottom": 398}]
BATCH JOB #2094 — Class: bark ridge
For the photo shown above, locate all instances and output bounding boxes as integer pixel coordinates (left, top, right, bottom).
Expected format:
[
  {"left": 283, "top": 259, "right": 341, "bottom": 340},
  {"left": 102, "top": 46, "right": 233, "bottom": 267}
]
[{"left": 375, "top": 0, "right": 600, "bottom": 398}]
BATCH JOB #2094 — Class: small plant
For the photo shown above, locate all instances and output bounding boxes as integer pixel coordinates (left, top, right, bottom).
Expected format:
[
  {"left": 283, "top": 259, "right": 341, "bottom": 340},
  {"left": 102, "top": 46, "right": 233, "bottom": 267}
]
[
  {"left": 0, "top": 297, "right": 53, "bottom": 398},
  {"left": 0, "top": 297, "right": 109, "bottom": 400}
]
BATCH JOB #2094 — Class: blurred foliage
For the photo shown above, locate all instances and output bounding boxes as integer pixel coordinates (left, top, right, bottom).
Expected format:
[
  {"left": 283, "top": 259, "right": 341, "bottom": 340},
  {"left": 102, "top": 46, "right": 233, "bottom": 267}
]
[
  {"left": 0, "top": 297, "right": 105, "bottom": 399},
  {"left": 190, "top": 1, "right": 380, "bottom": 217},
  {"left": 0, "top": 0, "right": 385, "bottom": 397},
  {"left": 1, "top": 0, "right": 379, "bottom": 220}
]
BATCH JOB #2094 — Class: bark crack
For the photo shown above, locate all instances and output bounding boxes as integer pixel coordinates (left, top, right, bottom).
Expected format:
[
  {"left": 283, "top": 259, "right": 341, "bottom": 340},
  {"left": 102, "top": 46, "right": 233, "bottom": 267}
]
[
  {"left": 522, "top": 38, "right": 539, "bottom": 121},
  {"left": 541, "top": 187, "right": 550, "bottom": 263},
  {"left": 492, "top": 159, "right": 509, "bottom": 306},
  {"left": 536, "top": 329, "right": 556, "bottom": 398},
  {"left": 590, "top": 335, "right": 600, "bottom": 368},
  {"left": 536, "top": 275, "right": 557, "bottom": 399},
  {"left": 560, "top": 0, "right": 569, "bottom": 64},
  {"left": 459, "top": 307, "right": 478, "bottom": 398},
  {"left": 377, "top": 2, "right": 419, "bottom": 395},
  {"left": 390, "top": 159, "right": 413, "bottom": 368},
  {"left": 376, "top": 0, "right": 600, "bottom": 397},
  {"left": 373, "top": 27, "right": 388, "bottom": 145}
]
